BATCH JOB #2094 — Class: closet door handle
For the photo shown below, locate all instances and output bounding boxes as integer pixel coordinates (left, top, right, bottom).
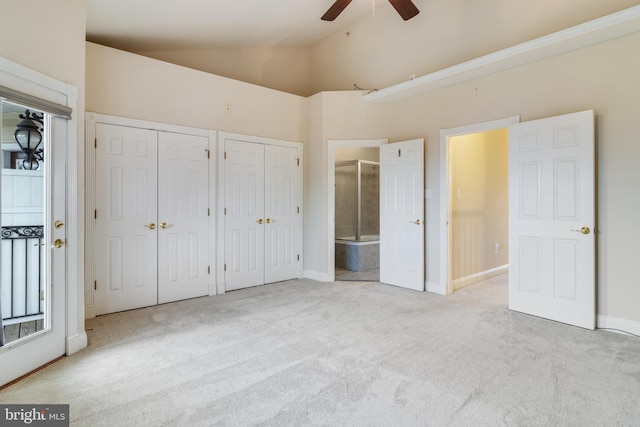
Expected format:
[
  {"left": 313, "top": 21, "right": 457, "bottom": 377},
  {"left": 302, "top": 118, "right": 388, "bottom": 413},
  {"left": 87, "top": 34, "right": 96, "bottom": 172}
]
[
  {"left": 160, "top": 222, "right": 175, "bottom": 229},
  {"left": 266, "top": 218, "right": 275, "bottom": 224},
  {"left": 144, "top": 223, "right": 156, "bottom": 230},
  {"left": 257, "top": 218, "right": 264, "bottom": 224}
]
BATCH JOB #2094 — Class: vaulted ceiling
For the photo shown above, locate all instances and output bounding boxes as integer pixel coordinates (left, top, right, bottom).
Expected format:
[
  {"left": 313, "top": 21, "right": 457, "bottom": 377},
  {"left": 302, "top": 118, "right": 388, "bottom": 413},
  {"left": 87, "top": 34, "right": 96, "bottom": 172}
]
[{"left": 86, "top": 0, "right": 387, "bottom": 51}]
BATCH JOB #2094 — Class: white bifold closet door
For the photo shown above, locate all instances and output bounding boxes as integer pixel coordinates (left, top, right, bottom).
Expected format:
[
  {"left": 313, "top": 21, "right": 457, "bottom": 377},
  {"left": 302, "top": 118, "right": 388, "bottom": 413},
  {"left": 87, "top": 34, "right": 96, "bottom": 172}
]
[
  {"left": 94, "top": 124, "right": 209, "bottom": 315},
  {"left": 224, "top": 140, "right": 299, "bottom": 291}
]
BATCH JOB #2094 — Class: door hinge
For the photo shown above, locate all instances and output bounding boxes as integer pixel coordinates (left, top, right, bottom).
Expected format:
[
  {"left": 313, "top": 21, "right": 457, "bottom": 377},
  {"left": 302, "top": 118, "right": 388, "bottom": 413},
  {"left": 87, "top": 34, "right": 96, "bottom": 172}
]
[
  {"left": 94, "top": 138, "right": 97, "bottom": 148},
  {"left": 208, "top": 266, "right": 211, "bottom": 274},
  {"left": 94, "top": 209, "right": 97, "bottom": 219},
  {"left": 205, "top": 148, "right": 210, "bottom": 158},
  {"left": 94, "top": 280, "right": 97, "bottom": 290},
  {"left": 224, "top": 208, "right": 227, "bottom": 215},
  {"left": 224, "top": 264, "right": 227, "bottom": 271},
  {"left": 224, "top": 151, "right": 227, "bottom": 160},
  {"left": 296, "top": 158, "right": 300, "bottom": 166},
  {"left": 208, "top": 208, "right": 211, "bottom": 216},
  {"left": 297, "top": 206, "right": 300, "bottom": 214},
  {"left": 398, "top": 148, "right": 402, "bottom": 157},
  {"left": 297, "top": 254, "right": 300, "bottom": 261}
]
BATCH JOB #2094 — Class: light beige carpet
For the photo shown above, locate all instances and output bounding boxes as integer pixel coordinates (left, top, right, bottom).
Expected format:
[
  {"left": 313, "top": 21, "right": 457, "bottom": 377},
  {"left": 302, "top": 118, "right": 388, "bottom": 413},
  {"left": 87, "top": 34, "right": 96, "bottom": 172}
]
[{"left": 1, "top": 275, "right": 639, "bottom": 426}]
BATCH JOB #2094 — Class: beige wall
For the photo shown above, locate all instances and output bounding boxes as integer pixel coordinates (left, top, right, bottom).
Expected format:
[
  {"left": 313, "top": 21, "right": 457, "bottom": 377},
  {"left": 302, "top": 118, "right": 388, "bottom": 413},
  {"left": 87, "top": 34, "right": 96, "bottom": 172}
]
[
  {"left": 335, "top": 147, "right": 379, "bottom": 162},
  {"left": 86, "top": 43, "right": 307, "bottom": 143},
  {"left": 0, "top": 0, "right": 86, "bottom": 171},
  {"left": 450, "top": 130, "right": 508, "bottom": 281},
  {"left": 310, "top": 0, "right": 640, "bottom": 93},
  {"left": 305, "top": 31, "right": 640, "bottom": 324},
  {"left": 136, "top": 47, "right": 311, "bottom": 97}
]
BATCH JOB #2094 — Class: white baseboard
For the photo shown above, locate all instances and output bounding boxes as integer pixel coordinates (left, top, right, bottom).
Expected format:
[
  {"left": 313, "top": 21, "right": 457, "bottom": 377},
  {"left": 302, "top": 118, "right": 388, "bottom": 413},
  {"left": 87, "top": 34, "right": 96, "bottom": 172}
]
[
  {"left": 84, "top": 304, "right": 96, "bottom": 319},
  {"left": 66, "top": 332, "right": 88, "bottom": 355},
  {"left": 304, "top": 269, "right": 332, "bottom": 282},
  {"left": 426, "top": 281, "right": 446, "bottom": 295},
  {"left": 452, "top": 265, "right": 509, "bottom": 291},
  {"left": 597, "top": 315, "right": 640, "bottom": 336}
]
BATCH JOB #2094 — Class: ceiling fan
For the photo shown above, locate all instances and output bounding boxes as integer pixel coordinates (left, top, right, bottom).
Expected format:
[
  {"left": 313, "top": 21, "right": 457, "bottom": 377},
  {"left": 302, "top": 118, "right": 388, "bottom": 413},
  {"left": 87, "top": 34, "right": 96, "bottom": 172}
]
[{"left": 321, "top": 0, "right": 420, "bottom": 21}]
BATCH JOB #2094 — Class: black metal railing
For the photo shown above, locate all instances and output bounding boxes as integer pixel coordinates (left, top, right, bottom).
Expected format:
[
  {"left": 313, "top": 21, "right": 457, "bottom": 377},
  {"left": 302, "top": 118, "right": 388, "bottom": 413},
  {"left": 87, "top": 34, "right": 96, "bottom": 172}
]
[{"left": 1, "top": 225, "right": 44, "bottom": 322}]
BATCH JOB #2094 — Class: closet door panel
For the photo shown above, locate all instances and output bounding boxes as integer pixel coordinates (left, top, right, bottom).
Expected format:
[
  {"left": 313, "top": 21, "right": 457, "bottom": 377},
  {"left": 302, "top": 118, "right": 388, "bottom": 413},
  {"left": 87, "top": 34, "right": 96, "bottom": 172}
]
[
  {"left": 224, "top": 140, "right": 265, "bottom": 290},
  {"left": 264, "top": 145, "right": 299, "bottom": 283},
  {"left": 95, "top": 124, "right": 158, "bottom": 315},
  {"left": 157, "top": 132, "right": 210, "bottom": 304}
]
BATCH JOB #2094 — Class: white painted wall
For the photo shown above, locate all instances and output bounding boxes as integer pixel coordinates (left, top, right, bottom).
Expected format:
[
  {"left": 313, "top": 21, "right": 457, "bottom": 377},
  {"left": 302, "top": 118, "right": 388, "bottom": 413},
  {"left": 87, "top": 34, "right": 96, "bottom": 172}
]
[
  {"left": 310, "top": 0, "right": 640, "bottom": 93},
  {"left": 304, "top": 31, "right": 640, "bottom": 326},
  {"left": 136, "top": 47, "right": 311, "bottom": 97},
  {"left": 86, "top": 43, "right": 307, "bottom": 143}
]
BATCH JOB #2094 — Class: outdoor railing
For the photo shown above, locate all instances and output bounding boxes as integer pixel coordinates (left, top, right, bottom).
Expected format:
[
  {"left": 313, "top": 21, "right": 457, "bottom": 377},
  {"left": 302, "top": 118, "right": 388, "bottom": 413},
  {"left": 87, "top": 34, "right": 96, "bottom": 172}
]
[{"left": 1, "top": 225, "right": 44, "bottom": 324}]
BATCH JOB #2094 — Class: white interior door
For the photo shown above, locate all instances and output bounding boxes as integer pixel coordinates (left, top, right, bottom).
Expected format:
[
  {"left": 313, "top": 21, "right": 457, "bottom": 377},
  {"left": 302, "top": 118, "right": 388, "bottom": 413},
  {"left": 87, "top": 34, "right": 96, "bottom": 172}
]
[
  {"left": 94, "top": 124, "right": 158, "bottom": 315},
  {"left": 380, "top": 139, "right": 425, "bottom": 291},
  {"left": 264, "top": 145, "right": 300, "bottom": 283},
  {"left": 157, "top": 132, "right": 210, "bottom": 304},
  {"left": 224, "top": 140, "right": 265, "bottom": 290},
  {"left": 508, "top": 110, "right": 595, "bottom": 329},
  {"left": 0, "top": 112, "right": 66, "bottom": 386}
]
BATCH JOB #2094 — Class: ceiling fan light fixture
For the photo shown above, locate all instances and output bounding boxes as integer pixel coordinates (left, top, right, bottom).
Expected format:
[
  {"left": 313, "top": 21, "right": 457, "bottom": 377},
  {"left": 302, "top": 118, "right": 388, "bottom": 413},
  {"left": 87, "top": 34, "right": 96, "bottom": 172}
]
[{"left": 321, "top": 0, "right": 419, "bottom": 22}]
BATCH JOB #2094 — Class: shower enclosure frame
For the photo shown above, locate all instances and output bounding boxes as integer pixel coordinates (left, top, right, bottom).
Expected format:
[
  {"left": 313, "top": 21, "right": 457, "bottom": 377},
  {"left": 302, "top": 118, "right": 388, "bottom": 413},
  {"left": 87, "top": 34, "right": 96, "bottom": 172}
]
[{"left": 335, "top": 159, "right": 379, "bottom": 242}]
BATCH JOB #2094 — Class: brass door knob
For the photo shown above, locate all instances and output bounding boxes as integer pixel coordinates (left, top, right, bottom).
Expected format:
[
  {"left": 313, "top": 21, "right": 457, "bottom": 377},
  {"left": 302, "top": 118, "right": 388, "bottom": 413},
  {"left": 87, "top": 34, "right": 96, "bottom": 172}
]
[
  {"left": 266, "top": 218, "right": 274, "bottom": 224},
  {"left": 411, "top": 219, "right": 423, "bottom": 225},
  {"left": 53, "top": 239, "right": 69, "bottom": 249},
  {"left": 54, "top": 220, "right": 64, "bottom": 229},
  {"left": 144, "top": 223, "right": 156, "bottom": 230},
  {"left": 570, "top": 226, "right": 590, "bottom": 235},
  {"left": 160, "top": 222, "right": 175, "bottom": 229},
  {"left": 257, "top": 218, "right": 264, "bottom": 224}
]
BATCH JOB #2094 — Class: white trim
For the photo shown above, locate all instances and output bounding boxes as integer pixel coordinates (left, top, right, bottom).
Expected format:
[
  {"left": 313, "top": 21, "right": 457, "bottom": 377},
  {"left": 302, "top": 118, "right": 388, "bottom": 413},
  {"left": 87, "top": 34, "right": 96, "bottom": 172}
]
[
  {"left": 216, "top": 131, "right": 304, "bottom": 293},
  {"left": 439, "top": 116, "right": 519, "bottom": 296},
  {"left": 327, "top": 139, "right": 387, "bottom": 283},
  {"left": 303, "top": 269, "right": 332, "bottom": 283},
  {"left": 597, "top": 315, "right": 640, "bottom": 337},
  {"left": 208, "top": 130, "right": 217, "bottom": 296},
  {"left": 452, "top": 265, "right": 509, "bottom": 291},
  {"left": 0, "top": 56, "right": 86, "bottom": 384},
  {"left": 84, "top": 112, "right": 215, "bottom": 317},
  {"left": 364, "top": 5, "right": 640, "bottom": 103},
  {"left": 426, "top": 281, "right": 446, "bottom": 295},
  {"left": 87, "top": 113, "right": 210, "bottom": 136}
]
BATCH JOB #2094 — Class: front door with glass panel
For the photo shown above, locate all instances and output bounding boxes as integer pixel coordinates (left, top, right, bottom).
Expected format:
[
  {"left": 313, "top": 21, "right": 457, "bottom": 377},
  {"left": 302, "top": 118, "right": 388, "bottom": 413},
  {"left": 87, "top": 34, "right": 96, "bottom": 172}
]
[{"left": 1, "top": 101, "right": 66, "bottom": 386}]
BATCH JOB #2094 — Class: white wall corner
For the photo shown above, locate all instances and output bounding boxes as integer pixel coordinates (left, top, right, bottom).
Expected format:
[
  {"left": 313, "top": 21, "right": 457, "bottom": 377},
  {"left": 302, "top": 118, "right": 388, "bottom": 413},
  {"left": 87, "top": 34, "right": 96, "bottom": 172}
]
[
  {"left": 304, "top": 269, "right": 333, "bottom": 283},
  {"left": 66, "top": 332, "right": 88, "bottom": 356},
  {"left": 453, "top": 265, "right": 509, "bottom": 291},
  {"left": 597, "top": 315, "right": 640, "bottom": 337},
  {"left": 426, "top": 281, "right": 447, "bottom": 295}
]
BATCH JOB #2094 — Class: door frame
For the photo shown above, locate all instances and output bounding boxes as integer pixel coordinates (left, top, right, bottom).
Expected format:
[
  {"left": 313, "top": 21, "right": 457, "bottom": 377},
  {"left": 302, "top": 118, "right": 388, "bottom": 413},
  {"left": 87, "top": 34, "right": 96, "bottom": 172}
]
[
  {"left": 0, "top": 56, "right": 86, "bottom": 362},
  {"left": 85, "top": 113, "right": 216, "bottom": 318},
  {"left": 216, "top": 131, "right": 304, "bottom": 294},
  {"left": 439, "top": 116, "right": 520, "bottom": 295},
  {"left": 327, "top": 139, "right": 387, "bottom": 282}
]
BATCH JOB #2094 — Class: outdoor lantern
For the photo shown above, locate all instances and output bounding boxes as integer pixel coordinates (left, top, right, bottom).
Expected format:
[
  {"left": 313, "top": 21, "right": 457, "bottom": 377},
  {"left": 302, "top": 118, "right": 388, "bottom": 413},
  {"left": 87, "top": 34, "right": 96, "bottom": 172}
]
[{"left": 14, "top": 109, "right": 44, "bottom": 170}]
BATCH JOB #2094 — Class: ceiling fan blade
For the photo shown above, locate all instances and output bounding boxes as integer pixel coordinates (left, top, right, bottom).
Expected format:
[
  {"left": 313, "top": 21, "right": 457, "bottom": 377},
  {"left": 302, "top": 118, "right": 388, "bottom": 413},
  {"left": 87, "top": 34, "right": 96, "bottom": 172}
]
[
  {"left": 387, "top": 0, "right": 420, "bottom": 20},
  {"left": 321, "top": 0, "right": 353, "bottom": 21}
]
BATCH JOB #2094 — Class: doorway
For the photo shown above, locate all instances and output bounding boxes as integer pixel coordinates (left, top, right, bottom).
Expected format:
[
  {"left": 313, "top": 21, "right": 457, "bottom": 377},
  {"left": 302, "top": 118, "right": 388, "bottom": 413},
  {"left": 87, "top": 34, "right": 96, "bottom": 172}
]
[
  {"left": 449, "top": 129, "right": 509, "bottom": 294},
  {"left": 327, "top": 139, "right": 387, "bottom": 283},
  {"left": 439, "top": 116, "right": 520, "bottom": 296}
]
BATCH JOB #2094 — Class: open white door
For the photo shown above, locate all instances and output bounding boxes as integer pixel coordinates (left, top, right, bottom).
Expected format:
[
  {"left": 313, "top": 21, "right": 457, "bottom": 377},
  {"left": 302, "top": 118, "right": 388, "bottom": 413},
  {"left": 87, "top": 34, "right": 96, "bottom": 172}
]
[
  {"left": 380, "top": 139, "right": 425, "bottom": 291},
  {"left": 509, "top": 110, "right": 595, "bottom": 329}
]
